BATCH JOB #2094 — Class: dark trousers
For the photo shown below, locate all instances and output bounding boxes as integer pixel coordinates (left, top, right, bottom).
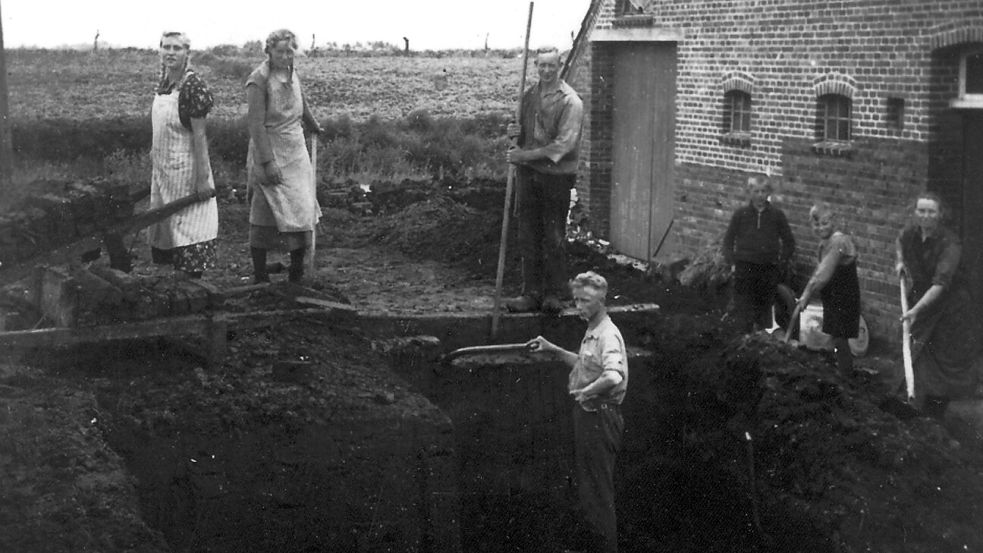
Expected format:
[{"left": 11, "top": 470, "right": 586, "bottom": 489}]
[
  {"left": 516, "top": 169, "right": 574, "bottom": 299},
  {"left": 732, "top": 261, "right": 780, "bottom": 333},
  {"left": 573, "top": 405, "right": 624, "bottom": 553}
]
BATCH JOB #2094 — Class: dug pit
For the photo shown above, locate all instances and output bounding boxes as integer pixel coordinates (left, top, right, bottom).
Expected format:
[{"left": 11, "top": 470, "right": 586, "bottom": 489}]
[{"left": 4, "top": 187, "right": 983, "bottom": 553}]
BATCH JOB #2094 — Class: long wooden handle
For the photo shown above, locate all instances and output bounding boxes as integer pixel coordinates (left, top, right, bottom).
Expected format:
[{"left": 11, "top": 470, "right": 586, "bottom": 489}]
[
  {"left": 116, "top": 190, "right": 215, "bottom": 235},
  {"left": 491, "top": 1, "right": 534, "bottom": 338},
  {"left": 783, "top": 303, "right": 804, "bottom": 344},
  {"left": 899, "top": 276, "right": 915, "bottom": 400},
  {"left": 307, "top": 136, "right": 318, "bottom": 272},
  {"left": 442, "top": 342, "right": 536, "bottom": 364}
]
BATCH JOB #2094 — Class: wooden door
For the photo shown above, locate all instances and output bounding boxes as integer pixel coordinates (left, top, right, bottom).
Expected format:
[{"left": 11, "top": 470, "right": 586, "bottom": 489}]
[
  {"left": 961, "top": 112, "right": 983, "bottom": 309},
  {"left": 610, "top": 42, "right": 677, "bottom": 261}
]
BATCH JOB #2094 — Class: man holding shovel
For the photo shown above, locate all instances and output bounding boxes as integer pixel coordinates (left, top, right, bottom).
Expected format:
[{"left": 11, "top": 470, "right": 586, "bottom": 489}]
[
  {"left": 527, "top": 271, "right": 627, "bottom": 553},
  {"left": 505, "top": 46, "right": 584, "bottom": 315}
]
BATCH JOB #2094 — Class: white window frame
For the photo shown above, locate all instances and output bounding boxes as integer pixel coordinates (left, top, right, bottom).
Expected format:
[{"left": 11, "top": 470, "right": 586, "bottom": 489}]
[{"left": 951, "top": 48, "right": 983, "bottom": 109}]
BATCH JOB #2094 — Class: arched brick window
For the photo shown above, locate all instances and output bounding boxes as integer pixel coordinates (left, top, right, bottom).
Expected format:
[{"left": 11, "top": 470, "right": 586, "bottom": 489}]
[
  {"left": 720, "top": 72, "right": 754, "bottom": 146},
  {"left": 817, "top": 94, "right": 852, "bottom": 142},
  {"left": 724, "top": 90, "right": 752, "bottom": 133}
]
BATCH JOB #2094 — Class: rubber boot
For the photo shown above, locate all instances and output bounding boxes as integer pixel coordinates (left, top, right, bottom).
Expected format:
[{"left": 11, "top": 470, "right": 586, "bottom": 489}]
[
  {"left": 834, "top": 339, "right": 853, "bottom": 377},
  {"left": 252, "top": 247, "right": 270, "bottom": 284},
  {"left": 288, "top": 248, "right": 305, "bottom": 283}
]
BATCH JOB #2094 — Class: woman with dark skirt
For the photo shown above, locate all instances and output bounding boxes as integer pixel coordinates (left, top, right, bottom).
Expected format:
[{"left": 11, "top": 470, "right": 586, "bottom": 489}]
[
  {"left": 149, "top": 31, "right": 218, "bottom": 279},
  {"left": 795, "top": 202, "right": 861, "bottom": 376},
  {"left": 896, "top": 192, "right": 983, "bottom": 417}
]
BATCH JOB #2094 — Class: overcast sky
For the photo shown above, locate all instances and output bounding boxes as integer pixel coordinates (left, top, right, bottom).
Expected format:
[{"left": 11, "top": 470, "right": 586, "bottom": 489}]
[{"left": 2, "top": 0, "right": 592, "bottom": 51}]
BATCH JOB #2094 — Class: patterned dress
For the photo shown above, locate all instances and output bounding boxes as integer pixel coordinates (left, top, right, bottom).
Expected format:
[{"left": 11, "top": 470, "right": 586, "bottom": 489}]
[{"left": 149, "top": 70, "right": 218, "bottom": 273}]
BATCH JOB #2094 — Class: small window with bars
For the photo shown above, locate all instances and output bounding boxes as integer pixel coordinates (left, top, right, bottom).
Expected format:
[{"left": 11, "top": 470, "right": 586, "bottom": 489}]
[
  {"left": 818, "top": 94, "right": 852, "bottom": 142},
  {"left": 724, "top": 90, "right": 752, "bottom": 133}
]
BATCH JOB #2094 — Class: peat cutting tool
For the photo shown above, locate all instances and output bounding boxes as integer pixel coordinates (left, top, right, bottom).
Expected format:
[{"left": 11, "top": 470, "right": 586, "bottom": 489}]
[
  {"left": 440, "top": 342, "right": 538, "bottom": 367},
  {"left": 899, "top": 273, "right": 916, "bottom": 401},
  {"left": 307, "top": 134, "right": 318, "bottom": 274},
  {"left": 782, "top": 300, "right": 804, "bottom": 344},
  {"left": 491, "top": 1, "right": 534, "bottom": 339}
]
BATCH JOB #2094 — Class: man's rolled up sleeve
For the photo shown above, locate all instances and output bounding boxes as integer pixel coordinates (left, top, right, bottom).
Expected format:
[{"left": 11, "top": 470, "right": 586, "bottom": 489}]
[{"left": 600, "top": 334, "right": 627, "bottom": 378}]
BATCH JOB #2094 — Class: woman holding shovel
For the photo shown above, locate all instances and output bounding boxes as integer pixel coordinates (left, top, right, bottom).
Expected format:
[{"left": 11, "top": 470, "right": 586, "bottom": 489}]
[
  {"left": 148, "top": 31, "right": 219, "bottom": 279},
  {"left": 896, "top": 192, "right": 983, "bottom": 417},
  {"left": 245, "top": 29, "right": 322, "bottom": 284}
]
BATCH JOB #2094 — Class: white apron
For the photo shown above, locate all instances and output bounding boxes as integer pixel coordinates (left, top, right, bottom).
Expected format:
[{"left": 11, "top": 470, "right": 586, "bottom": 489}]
[
  {"left": 246, "top": 67, "right": 320, "bottom": 233},
  {"left": 148, "top": 86, "right": 219, "bottom": 249}
]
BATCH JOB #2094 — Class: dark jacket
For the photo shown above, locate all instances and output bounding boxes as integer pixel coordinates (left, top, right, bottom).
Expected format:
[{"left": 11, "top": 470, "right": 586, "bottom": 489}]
[{"left": 722, "top": 201, "right": 795, "bottom": 265}]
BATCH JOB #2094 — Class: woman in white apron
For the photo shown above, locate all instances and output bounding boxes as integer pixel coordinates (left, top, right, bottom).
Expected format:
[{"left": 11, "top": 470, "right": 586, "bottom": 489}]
[
  {"left": 245, "top": 29, "right": 322, "bottom": 284},
  {"left": 149, "top": 31, "right": 219, "bottom": 278}
]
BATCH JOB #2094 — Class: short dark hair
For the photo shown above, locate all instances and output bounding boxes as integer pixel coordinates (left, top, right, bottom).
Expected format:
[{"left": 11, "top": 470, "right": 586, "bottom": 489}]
[
  {"left": 912, "top": 191, "right": 949, "bottom": 221},
  {"left": 747, "top": 173, "right": 772, "bottom": 191}
]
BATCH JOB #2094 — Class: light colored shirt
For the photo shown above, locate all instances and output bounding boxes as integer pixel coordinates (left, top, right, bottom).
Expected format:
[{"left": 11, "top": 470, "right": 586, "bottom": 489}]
[
  {"left": 518, "top": 80, "right": 584, "bottom": 175},
  {"left": 569, "top": 314, "right": 628, "bottom": 412}
]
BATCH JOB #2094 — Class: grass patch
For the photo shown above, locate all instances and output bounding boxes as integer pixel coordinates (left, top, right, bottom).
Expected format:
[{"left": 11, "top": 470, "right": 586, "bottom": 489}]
[{"left": 11, "top": 110, "right": 510, "bottom": 188}]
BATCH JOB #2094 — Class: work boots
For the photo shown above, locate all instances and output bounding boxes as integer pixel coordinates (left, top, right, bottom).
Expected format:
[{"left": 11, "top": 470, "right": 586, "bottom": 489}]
[
  {"left": 288, "top": 248, "right": 305, "bottom": 283},
  {"left": 251, "top": 247, "right": 270, "bottom": 284}
]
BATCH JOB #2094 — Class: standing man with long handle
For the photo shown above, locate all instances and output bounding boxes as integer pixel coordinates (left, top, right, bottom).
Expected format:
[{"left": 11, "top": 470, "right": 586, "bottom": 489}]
[
  {"left": 526, "top": 271, "right": 628, "bottom": 553},
  {"left": 503, "top": 45, "right": 584, "bottom": 316},
  {"left": 492, "top": 1, "right": 534, "bottom": 337}
]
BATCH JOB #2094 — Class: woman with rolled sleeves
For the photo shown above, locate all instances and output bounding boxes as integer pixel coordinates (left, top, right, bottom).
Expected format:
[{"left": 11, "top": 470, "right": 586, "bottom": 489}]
[
  {"left": 245, "top": 29, "right": 322, "bottom": 284},
  {"left": 896, "top": 192, "right": 983, "bottom": 417},
  {"left": 149, "top": 31, "right": 218, "bottom": 279}
]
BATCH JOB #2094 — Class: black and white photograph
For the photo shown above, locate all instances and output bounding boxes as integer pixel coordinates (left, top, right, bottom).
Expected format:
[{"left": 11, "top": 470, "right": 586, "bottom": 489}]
[{"left": 2, "top": 1, "right": 983, "bottom": 552}]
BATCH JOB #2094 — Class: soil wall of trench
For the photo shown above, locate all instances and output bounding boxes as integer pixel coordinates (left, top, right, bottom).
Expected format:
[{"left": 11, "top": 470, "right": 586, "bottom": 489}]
[{"left": 5, "top": 287, "right": 983, "bottom": 553}]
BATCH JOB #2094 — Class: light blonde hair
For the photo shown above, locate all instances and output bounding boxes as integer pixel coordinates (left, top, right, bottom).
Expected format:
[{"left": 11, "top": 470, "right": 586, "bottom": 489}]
[
  {"left": 158, "top": 31, "right": 191, "bottom": 87},
  {"left": 535, "top": 46, "right": 561, "bottom": 65},
  {"left": 570, "top": 271, "right": 608, "bottom": 300},
  {"left": 809, "top": 202, "right": 834, "bottom": 222}
]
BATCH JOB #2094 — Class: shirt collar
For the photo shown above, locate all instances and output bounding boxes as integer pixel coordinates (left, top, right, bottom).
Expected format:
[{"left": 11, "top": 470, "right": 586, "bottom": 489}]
[{"left": 585, "top": 313, "right": 613, "bottom": 339}]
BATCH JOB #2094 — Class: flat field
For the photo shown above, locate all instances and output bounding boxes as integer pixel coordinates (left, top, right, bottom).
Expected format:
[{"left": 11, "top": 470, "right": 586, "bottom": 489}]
[{"left": 7, "top": 49, "right": 524, "bottom": 121}]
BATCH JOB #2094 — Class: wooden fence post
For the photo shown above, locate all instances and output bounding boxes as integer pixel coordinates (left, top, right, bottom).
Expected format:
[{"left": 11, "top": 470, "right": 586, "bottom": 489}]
[{"left": 0, "top": 3, "right": 13, "bottom": 190}]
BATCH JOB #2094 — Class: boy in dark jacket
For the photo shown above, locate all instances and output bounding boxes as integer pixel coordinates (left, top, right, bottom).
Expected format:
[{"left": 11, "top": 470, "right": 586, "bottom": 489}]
[{"left": 723, "top": 174, "right": 796, "bottom": 332}]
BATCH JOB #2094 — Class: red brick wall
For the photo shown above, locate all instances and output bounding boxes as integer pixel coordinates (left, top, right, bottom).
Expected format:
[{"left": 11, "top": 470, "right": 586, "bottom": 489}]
[{"left": 564, "top": 0, "right": 983, "bottom": 342}]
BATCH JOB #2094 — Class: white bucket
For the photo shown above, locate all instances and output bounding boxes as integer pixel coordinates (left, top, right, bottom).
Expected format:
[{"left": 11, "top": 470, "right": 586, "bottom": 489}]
[{"left": 799, "top": 302, "right": 869, "bottom": 357}]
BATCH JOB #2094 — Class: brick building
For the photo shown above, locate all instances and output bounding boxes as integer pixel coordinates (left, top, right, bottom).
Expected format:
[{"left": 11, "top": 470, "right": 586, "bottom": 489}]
[{"left": 563, "top": 0, "right": 983, "bottom": 343}]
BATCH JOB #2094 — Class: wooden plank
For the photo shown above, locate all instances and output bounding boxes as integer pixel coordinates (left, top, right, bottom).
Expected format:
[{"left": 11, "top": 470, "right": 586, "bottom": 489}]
[
  {"left": 224, "top": 307, "right": 361, "bottom": 331},
  {"left": 292, "top": 296, "right": 358, "bottom": 313},
  {"left": 0, "top": 313, "right": 220, "bottom": 349}
]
